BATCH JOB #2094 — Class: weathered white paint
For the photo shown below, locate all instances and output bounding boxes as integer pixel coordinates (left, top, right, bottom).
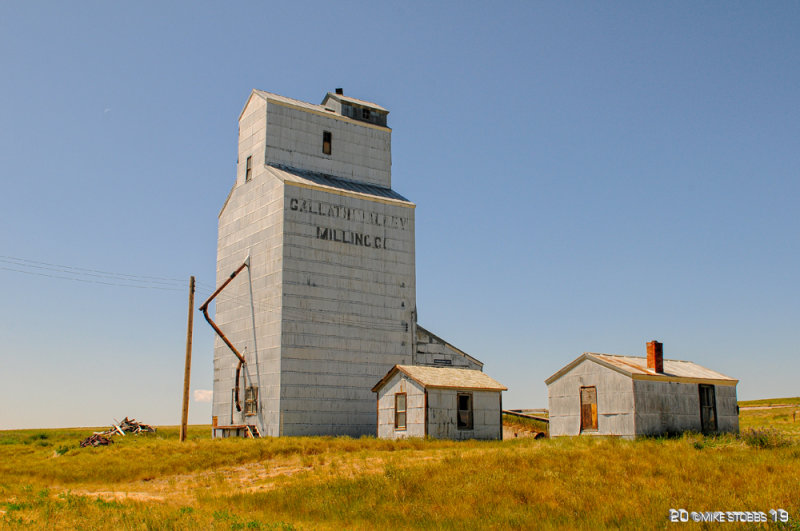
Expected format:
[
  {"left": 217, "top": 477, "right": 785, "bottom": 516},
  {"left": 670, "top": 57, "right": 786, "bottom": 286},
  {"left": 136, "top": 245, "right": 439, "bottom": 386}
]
[
  {"left": 213, "top": 90, "right": 483, "bottom": 437},
  {"left": 426, "top": 388, "right": 502, "bottom": 440},
  {"left": 376, "top": 372, "right": 426, "bottom": 439},
  {"left": 213, "top": 94, "right": 284, "bottom": 436},
  {"left": 547, "top": 358, "right": 636, "bottom": 438},
  {"left": 414, "top": 327, "right": 483, "bottom": 369},
  {"left": 376, "top": 380, "right": 502, "bottom": 440},
  {"left": 547, "top": 357, "right": 739, "bottom": 438},
  {"left": 264, "top": 95, "right": 392, "bottom": 188},
  {"left": 633, "top": 380, "right": 739, "bottom": 435},
  {"left": 279, "top": 182, "right": 415, "bottom": 436}
]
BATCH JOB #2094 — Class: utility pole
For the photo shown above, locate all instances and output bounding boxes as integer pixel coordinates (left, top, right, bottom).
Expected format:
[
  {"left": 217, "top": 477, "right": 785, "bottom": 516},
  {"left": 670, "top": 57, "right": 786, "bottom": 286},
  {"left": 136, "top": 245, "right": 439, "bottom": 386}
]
[{"left": 180, "top": 276, "right": 195, "bottom": 442}]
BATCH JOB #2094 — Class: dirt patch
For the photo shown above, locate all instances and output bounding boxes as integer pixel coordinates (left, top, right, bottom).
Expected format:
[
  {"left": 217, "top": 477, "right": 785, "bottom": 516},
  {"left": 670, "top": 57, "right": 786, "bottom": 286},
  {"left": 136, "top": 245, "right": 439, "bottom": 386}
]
[
  {"left": 60, "top": 453, "right": 438, "bottom": 504},
  {"left": 73, "top": 490, "right": 166, "bottom": 503}
]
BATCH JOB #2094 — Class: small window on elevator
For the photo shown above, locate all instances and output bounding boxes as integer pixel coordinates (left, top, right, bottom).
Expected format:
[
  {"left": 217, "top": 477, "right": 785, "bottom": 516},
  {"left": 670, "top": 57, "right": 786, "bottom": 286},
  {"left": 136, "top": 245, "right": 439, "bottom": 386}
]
[
  {"left": 244, "top": 386, "right": 258, "bottom": 416},
  {"left": 322, "top": 131, "right": 332, "bottom": 155},
  {"left": 245, "top": 156, "right": 252, "bottom": 182}
]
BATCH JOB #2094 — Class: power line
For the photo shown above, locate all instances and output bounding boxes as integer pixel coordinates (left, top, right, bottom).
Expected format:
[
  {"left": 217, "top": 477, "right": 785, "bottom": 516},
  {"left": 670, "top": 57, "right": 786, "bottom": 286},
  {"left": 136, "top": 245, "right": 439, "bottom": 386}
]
[
  {"left": 1, "top": 255, "right": 406, "bottom": 329},
  {"left": 0, "top": 265, "right": 185, "bottom": 291},
  {"left": 0, "top": 255, "right": 189, "bottom": 292},
  {"left": 0, "top": 255, "right": 187, "bottom": 285}
]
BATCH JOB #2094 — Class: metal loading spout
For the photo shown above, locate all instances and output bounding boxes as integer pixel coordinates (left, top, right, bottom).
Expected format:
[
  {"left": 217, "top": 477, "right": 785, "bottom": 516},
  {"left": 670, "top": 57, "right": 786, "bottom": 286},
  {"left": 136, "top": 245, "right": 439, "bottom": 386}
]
[{"left": 199, "top": 259, "right": 250, "bottom": 412}]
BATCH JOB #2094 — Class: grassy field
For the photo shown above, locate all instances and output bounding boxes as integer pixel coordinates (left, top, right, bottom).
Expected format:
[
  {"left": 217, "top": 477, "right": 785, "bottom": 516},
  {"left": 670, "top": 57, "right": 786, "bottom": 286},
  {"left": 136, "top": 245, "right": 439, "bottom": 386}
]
[
  {"left": 1, "top": 401, "right": 799, "bottom": 530},
  {"left": 740, "top": 397, "right": 800, "bottom": 407},
  {"left": 739, "top": 398, "right": 800, "bottom": 439},
  {"left": 502, "top": 413, "right": 549, "bottom": 435}
]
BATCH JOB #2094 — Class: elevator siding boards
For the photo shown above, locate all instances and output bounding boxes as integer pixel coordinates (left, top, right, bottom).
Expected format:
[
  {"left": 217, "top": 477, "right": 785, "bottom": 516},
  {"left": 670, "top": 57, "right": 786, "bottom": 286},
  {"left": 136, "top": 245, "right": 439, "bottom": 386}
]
[{"left": 213, "top": 89, "right": 479, "bottom": 437}]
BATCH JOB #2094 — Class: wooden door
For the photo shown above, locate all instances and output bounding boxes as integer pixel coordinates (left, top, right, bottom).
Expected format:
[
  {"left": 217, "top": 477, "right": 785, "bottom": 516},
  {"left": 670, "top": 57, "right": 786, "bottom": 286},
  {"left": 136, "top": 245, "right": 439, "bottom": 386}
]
[
  {"left": 699, "top": 384, "right": 717, "bottom": 432},
  {"left": 580, "top": 386, "right": 598, "bottom": 431}
]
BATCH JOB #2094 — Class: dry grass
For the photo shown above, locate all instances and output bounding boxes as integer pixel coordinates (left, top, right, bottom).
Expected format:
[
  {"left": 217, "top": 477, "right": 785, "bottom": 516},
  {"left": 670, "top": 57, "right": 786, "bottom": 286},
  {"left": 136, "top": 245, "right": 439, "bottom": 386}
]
[
  {"left": 740, "top": 397, "right": 800, "bottom": 407},
  {"left": 502, "top": 413, "right": 549, "bottom": 435},
  {"left": 739, "top": 398, "right": 800, "bottom": 439},
  {"left": 2, "top": 404, "right": 799, "bottom": 530}
]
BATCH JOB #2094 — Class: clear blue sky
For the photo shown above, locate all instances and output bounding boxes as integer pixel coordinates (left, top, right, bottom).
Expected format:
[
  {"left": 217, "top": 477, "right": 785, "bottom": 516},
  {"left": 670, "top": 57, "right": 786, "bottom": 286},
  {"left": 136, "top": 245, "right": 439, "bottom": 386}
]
[{"left": 1, "top": 2, "right": 798, "bottom": 429}]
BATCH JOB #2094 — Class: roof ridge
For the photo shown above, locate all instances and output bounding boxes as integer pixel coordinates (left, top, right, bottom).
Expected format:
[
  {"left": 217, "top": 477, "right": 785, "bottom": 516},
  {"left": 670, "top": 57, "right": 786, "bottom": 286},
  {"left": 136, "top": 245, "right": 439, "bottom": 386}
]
[
  {"left": 588, "top": 352, "right": 693, "bottom": 363},
  {"left": 254, "top": 89, "right": 323, "bottom": 109}
]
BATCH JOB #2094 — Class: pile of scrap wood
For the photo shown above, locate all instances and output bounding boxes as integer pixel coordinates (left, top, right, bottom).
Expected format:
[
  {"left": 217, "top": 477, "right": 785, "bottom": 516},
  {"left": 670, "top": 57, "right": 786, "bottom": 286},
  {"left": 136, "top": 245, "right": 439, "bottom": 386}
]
[
  {"left": 80, "top": 434, "right": 112, "bottom": 447},
  {"left": 79, "top": 417, "right": 156, "bottom": 448},
  {"left": 107, "top": 417, "right": 157, "bottom": 435}
]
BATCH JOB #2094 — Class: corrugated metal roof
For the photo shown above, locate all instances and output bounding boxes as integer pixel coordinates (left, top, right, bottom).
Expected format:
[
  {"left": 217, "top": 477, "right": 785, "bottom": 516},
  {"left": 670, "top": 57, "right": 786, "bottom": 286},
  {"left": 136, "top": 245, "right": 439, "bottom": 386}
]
[
  {"left": 545, "top": 352, "right": 738, "bottom": 385},
  {"left": 373, "top": 365, "right": 507, "bottom": 392},
  {"left": 590, "top": 353, "right": 736, "bottom": 380},
  {"left": 266, "top": 163, "right": 413, "bottom": 204}
]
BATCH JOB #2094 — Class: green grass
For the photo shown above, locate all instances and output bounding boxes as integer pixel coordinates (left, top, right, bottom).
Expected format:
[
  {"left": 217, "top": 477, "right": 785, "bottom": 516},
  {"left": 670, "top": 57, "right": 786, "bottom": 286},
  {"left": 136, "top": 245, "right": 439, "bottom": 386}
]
[{"left": 1, "top": 403, "right": 799, "bottom": 530}]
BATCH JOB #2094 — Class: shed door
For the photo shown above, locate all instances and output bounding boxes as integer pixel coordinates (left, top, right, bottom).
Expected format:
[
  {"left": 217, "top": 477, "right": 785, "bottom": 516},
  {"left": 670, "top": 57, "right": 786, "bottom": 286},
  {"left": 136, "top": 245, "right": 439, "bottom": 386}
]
[
  {"left": 699, "top": 384, "right": 717, "bottom": 432},
  {"left": 580, "top": 386, "right": 598, "bottom": 431}
]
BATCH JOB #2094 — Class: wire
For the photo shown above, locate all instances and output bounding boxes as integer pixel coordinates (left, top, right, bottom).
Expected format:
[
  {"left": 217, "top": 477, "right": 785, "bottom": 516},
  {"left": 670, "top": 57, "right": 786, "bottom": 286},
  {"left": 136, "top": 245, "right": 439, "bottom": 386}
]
[
  {"left": 0, "top": 265, "right": 185, "bottom": 291},
  {"left": 0, "top": 254, "right": 192, "bottom": 292},
  {"left": 1, "top": 255, "right": 406, "bottom": 329},
  {"left": 0, "top": 255, "right": 188, "bottom": 286}
]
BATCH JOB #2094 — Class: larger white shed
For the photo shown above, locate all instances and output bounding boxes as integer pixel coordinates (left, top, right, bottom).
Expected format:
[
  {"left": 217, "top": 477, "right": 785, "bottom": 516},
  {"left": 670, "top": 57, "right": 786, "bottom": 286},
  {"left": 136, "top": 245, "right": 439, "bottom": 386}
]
[
  {"left": 545, "top": 341, "right": 739, "bottom": 439},
  {"left": 372, "top": 365, "right": 507, "bottom": 440}
]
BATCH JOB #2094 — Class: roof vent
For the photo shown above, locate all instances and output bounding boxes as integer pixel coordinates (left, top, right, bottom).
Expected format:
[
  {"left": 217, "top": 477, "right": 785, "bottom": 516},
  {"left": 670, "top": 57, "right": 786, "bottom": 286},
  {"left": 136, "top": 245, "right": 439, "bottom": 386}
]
[{"left": 335, "top": 88, "right": 344, "bottom": 95}]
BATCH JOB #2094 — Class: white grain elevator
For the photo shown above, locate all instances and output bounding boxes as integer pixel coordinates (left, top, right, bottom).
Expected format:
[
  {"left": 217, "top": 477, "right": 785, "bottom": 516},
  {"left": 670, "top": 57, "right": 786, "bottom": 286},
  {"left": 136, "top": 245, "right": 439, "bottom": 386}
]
[{"left": 208, "top": 89, "right": 482, "bottom": 437}]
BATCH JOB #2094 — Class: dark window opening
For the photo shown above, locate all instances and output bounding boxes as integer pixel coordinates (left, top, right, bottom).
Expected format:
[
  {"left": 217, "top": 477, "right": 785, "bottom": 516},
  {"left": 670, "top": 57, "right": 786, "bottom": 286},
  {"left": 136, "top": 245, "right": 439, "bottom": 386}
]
[
  {"left": 580, "top": 386, "right": 598, "bottom": 431},
  {"left": 244, "top": 386, "right": 258, "bottom": 416},
  {"left": 245, "top": 156, "right": 252, "bottom": 182},
  {"left": 322, "top": 131, "right": 332, "bottom": 155},
  {"left": 395, "top": 393, "right": 406, "bottom": 430},
  {"left": 362, "top": 108, "right": 371, "bottom": 121},
  {"left": 699, "top": 384, "right": 717, "bottom": 432},
  {"left": 457, "top": 393, "right": 473, "bottom": 430}
]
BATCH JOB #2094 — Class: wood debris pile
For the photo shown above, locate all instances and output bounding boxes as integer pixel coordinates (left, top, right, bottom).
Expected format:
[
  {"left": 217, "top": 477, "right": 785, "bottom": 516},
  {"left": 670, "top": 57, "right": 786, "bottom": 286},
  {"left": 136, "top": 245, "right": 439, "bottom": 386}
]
[
  {"left": 79, "top": 417, "right": 156, "bottom": 448},
  {"left": 80, "top": 434, "right": 112, "bottom": 447},
  {"left": 106, "top": 417, "right": 157, "bottom": 435}
]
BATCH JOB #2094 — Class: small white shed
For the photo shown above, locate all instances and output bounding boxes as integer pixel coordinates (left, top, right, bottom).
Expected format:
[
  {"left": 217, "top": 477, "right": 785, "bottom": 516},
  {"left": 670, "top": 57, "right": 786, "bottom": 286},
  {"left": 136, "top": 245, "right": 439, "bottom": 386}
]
[
  {"left": 545, "top": 341, "right": 739, "bottom": 439},
  {"left": 372, "top": 365, "right": 507, "bottom": 440}
]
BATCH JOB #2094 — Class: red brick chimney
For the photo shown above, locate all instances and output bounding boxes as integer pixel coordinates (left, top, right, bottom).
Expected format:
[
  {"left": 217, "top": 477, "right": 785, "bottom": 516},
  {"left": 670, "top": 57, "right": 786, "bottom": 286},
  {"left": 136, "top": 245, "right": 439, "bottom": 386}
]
[{"left": 647, "top": 340, "right": 663, "bottom": 373}]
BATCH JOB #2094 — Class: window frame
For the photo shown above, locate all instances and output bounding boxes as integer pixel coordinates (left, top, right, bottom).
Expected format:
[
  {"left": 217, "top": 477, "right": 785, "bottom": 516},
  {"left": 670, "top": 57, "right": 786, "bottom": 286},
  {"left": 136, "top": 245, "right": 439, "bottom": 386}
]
[
  {"left": 457, "top": 392, "right": 473, "bottom": 430},
  {"left": 244, "top": 386, "right": 258, "bottom": 416},
  {"left": 245, "top": 155, "right": 252, "bottom": 182},
  {"left": 394, "top": 392, "right": 407, "bottom": 431},
  {"left": 322, "top": 131, "right": 332, "bottom": 155}
]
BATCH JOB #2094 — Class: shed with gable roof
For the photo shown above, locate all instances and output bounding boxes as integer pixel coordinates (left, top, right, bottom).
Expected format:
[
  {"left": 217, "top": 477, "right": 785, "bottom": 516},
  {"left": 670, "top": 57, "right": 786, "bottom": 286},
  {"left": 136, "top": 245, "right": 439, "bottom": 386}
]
[
  {"left": 372, "top": 365, "right": 507, "bottom": 440},
  {"left": 545, "top": 341, "right": 739, "bottom": 439}
]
